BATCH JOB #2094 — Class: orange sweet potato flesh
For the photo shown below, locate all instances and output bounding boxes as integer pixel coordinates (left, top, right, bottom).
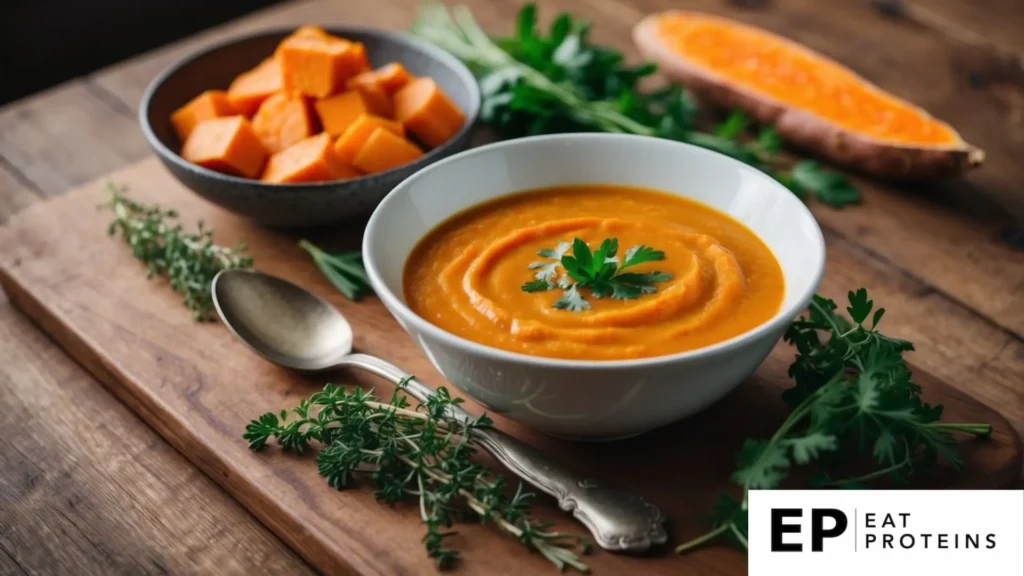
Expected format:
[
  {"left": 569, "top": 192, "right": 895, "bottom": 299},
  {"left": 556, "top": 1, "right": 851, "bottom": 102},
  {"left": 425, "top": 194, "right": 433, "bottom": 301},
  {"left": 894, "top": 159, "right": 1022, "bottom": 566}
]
[
  {"left": 291, "top": 26, "right": 330, "bottom": 41},
  {"left": 252, "top": 92, "right": 317, "bottom": 153},
  {"left": 394, "top": 78, "right": 464, "bottom": 148},
  {"left": 227, "top": 58, "right": 283, "bottom": 117},
  {"left": 278, "top": 35, "right": 369, "bottom": 98},
  {"left": 262, "top": 133, "right": 358, "bottom": 183},
  {"left": 333, "top": 114, "right": 405, "bottom": 164},
  {"left": 315, "top": 90, "right": 391, "bottom": 136},
  {"left": 181, "top": 116, "right": 268, "bottom": 179},
  {"left": 171, "top": 90, "right": 237, "bottom": 144},
  {"left": 633, "top": 12, "right": 984, "bottom": 180},
  {"left": 352, "top": 127, "right": 423, "bottom": 174},
  {"left": 348, "top": 62, "right": 412, "bottom": 96}
]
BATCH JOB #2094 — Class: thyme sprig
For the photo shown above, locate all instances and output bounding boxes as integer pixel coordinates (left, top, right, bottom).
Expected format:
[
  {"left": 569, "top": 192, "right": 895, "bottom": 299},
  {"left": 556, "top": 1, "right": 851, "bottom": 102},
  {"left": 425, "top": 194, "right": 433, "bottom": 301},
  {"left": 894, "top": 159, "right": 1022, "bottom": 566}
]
[
  {"left": 244, "top": 382, "right": 591, "bottom": 571},
  {"left": 101, "top": 183, "right": 252, "bottom": 320}
]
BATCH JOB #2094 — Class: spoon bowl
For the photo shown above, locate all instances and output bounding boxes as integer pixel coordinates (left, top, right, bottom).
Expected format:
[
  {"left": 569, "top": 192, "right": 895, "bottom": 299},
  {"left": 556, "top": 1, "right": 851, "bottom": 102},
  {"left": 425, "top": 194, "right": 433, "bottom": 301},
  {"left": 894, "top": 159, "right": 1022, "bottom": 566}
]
[{"left": 212, "top": 270, "right": 353, "bottom": 371}]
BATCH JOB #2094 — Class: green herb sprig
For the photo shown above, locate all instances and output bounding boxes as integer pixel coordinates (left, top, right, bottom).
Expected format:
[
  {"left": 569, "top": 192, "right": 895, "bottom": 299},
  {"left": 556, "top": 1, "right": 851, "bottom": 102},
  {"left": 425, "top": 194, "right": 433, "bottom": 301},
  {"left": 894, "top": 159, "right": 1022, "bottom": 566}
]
[
  {"left": 413, "top": 2, "right": 860, "bottom": 207},
  {"left": 676, "top": 289, "right": 992, "bottom": 553},
  {"left": 522, "top": 237, "right": 672, "bottom": 310},
  {"left": 102, "top": 183, "right": 252, "bottom": 321},
  {"left": 244, "top": 382, "right": 591, "bottom": 571},
  {"left": 299, "top": 240, "right": 371, "bottom": 300}
]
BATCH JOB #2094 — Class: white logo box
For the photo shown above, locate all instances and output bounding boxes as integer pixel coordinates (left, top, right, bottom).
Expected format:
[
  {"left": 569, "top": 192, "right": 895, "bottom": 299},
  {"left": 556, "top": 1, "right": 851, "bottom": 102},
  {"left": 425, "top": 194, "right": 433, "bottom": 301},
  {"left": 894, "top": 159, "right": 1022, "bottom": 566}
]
[{"left": 749, "top": 490, "right": 1023, "bottom": 576}]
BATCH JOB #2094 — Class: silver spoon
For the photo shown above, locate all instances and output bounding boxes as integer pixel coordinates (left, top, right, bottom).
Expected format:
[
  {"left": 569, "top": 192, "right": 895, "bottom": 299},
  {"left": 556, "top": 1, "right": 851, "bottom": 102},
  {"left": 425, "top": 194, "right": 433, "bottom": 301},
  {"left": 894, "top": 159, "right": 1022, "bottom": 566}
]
[{"left": 211, "top": 269, "right": 667, "bottom": 552}]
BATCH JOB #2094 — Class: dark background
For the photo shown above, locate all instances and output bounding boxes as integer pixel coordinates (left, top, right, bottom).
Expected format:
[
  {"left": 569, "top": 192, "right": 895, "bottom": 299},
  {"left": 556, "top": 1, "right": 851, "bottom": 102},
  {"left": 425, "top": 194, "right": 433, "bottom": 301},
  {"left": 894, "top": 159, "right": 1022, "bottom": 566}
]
[{"left": 0, "top": 0, "right": 282, "bottom": 105}]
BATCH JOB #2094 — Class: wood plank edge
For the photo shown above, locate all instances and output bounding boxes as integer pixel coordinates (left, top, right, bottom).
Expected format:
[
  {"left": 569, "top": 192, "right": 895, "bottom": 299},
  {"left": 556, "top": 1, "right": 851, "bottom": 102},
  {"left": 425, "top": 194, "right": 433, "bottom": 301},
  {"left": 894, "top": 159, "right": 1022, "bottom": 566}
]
[
  {"left": 913, "top": 366, "right": 1023, "bottom": 488},
  {"left": 0, "top": 267, "right": 354, "bottom": 576}
]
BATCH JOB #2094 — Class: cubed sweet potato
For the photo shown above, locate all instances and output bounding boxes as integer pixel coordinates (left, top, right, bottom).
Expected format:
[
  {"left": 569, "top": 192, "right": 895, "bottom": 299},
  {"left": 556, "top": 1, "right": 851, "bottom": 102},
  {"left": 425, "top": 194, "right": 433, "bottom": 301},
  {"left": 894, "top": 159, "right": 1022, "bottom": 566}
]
[
  {"left": 251, "top": 92, "right": 317, "bottom": 153},
  {"left": 348, "top": 62, "right": 412, "bottom": 96},
  {"left": 315, "top": 89, "right": 391, "bottom": 136},
  {"left": 227, "top": 58, "right": 283, "bottom": 117},
  {"left": 333, "top": 114, "right": 405, "bottom": 164},
  {"left": 352, "top": 127, "right": 423, "bottom": 174},
  {"left": 181, "top": 116, "right": 267, "bottom": 179},
  {"left": 278, "top": 35, "right": 369, "bottom": 98},
  {"left": 170, "top": 90, "right": 237, "bottom": 144},
  {"left": 262, "top": 133, "right": 358, "bottom": 183},
  {"left": 393, "top": 78, "right": 464, "bottom": 148}
]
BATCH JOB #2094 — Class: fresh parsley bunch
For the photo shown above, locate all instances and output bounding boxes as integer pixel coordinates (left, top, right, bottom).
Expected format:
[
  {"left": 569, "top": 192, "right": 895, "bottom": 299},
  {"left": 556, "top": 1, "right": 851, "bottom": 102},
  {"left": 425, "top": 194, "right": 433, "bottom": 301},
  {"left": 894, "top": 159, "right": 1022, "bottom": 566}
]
[
  {"left": 677, "top": 289, "right": 992, "bottom": 553},
  {"left": 522, "top": 237, "right": 672, "bottom": 311},
  {"left": 245, "top": 382, "right": 590, "bottom": 571},
  {"left": 413, "top": 2, "right": 861, "bottom": 207}
]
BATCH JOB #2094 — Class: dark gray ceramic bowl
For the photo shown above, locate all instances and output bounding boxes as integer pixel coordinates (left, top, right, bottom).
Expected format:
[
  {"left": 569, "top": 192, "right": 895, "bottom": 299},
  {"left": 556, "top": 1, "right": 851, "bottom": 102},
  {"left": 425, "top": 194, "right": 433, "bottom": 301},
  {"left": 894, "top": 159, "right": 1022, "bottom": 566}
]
[{"left": 140, "top": 26, "right": 480, "bottom": 228}]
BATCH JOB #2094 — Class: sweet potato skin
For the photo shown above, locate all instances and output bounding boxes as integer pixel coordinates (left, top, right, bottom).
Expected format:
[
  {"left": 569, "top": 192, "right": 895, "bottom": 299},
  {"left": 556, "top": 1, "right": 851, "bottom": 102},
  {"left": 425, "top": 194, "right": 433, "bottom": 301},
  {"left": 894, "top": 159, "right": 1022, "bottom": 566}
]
[{"left": 632, "top": 15, "right": 984, "bottom": 181}]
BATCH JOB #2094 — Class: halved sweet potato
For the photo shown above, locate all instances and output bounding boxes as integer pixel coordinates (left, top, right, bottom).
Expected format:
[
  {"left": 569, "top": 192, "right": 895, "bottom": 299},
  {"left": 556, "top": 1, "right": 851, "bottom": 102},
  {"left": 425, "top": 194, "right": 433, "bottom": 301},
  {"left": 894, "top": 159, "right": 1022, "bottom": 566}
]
[{"left": 633, "top": 11, "right": 984, "bottom": 180}]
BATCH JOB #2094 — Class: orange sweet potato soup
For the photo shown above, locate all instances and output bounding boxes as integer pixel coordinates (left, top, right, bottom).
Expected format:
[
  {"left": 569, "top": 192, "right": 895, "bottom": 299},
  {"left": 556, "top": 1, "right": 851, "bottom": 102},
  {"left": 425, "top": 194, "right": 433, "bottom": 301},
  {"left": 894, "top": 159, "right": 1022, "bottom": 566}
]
[{"left": 404, "top": 185, "right": 785, "bottom": 361}]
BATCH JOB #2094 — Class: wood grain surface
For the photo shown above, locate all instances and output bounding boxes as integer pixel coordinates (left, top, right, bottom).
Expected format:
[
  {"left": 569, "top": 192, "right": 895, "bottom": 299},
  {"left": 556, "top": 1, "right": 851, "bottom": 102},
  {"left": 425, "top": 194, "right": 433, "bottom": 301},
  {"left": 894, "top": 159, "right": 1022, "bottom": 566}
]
[
  {"left": 0, "top": 292, "right": 313, "bottom": 576},
  {"left": 0, "top": 159, "right": 1019, "bottom": 576},
  {"left": 0, "top": 0, "right": 1022, "bottom": 573}
]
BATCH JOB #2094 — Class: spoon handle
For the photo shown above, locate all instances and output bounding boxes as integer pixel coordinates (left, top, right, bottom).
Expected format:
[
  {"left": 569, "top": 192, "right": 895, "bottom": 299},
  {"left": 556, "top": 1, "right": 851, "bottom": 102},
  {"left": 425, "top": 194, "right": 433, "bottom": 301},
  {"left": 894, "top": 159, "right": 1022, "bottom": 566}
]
[{"left": 339, "top": 353, "right": 668, "bottom": 552}]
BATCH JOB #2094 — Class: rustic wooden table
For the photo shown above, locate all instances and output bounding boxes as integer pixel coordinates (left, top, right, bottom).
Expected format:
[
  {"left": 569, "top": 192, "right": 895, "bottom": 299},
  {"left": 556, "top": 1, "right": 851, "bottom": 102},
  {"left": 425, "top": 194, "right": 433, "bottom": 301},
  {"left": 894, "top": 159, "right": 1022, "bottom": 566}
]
[{"left": 0, "top": 0, "right": 1021, "bottom": 574}]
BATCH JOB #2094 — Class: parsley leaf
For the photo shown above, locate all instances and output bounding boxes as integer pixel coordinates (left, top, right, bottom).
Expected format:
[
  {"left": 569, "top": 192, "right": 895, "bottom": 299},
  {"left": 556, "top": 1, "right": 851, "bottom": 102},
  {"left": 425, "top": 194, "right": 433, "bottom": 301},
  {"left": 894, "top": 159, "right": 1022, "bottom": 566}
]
[
  {"left": 522, "top": 279, "right": 553, "bottom": 292},
  {"left": 621, "top": 245, "right": 666, "bottom": 270},
  {"left": 521, "top": 237, "right": 672, "bottom": 310},
  {"left": 789, "top": 161, "right": 861, "bottom": 207},
  {"left": 537, "top": 241, "right": 571, "bottom": 260},
  {"left": 521, "top": 241, "right": 572, "bottom": 291},
  {"left": 714, "top": 110, "right": 749, "bottom": 139},
  {"left": 750, "top": 126, "right": 782, "bottom": 157},
  {"left": 677, "top": 288, "right": 992, "bottom": 555},
  {"left": 553, "top": 283, "right": 591, "bottom": 312}
]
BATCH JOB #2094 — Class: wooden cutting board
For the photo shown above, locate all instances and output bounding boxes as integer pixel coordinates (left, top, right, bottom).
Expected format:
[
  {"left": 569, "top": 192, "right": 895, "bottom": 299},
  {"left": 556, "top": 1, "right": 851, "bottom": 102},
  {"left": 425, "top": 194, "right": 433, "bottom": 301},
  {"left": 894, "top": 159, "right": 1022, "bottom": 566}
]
[{"left": 0, "top": 158, "right": 1019, "bottom": 576}]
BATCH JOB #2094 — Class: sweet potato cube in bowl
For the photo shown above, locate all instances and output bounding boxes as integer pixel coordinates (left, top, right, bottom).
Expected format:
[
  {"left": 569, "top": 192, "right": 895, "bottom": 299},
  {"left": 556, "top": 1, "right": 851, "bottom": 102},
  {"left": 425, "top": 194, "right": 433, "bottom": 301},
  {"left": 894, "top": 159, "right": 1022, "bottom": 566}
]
[
  {"left": 348, "top": 62, "right": 412, "bottom": 96},
  {"left": 394, "top": 77, "right": 465, "bottom": 148},
  {"left": 334, "top": 114, "right": 405, "bottom": 164},
  {"left": 171, "top": 90, "right": 237, "bottom": 144},
  {"left": 352, "top": 127, "right": 423, "bottom": 174},
  {"left": 140, "top": 25, "right": 479, "bottom": 226},
  {"left": 279, "top": 35, "right": 370, "bottom": 98},
  {"left": 315, "top": 89, "right": 392, "bottom": 136},
  {"left": 252, "top": 92, "right": 317, "bottom": 153},
  {"left": 181, "top": 116, "right": 267, "bottom": 179},
  {"left": 262, "top": 133, "right": 358, "bottom": 183},
  {"left": 227, "top": 58, "right": 283, "bottom": 117}
]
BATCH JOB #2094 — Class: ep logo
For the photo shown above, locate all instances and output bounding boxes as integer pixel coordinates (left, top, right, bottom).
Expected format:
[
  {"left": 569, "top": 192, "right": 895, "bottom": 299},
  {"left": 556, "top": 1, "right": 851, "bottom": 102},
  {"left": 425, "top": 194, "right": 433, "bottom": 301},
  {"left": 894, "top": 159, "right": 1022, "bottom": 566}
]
[{"left": 771, "top": 508, "right": 848, "bottom": 552}]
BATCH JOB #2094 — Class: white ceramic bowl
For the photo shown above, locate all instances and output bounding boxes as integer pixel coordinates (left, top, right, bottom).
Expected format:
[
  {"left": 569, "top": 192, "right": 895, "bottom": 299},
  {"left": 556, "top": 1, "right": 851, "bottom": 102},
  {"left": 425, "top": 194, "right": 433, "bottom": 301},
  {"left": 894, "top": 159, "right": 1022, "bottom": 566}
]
[{"left": 363, "top": 134, "right": 825, "bottom": 439}]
